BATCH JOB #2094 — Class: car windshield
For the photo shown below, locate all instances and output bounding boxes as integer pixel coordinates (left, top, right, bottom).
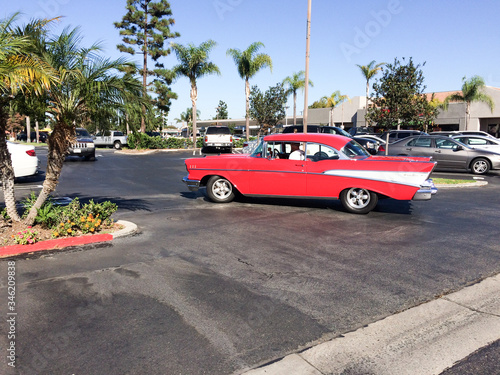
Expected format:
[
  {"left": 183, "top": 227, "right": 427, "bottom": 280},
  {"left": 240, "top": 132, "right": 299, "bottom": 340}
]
[
  {"left": 250, "top": 138, "right": 264, "bottom": 157},
  {"left": 206, "top": 127, "right": 231, "bottom": 134},
  {"left": 341, "top": 140, "right": 370, "bottom": 158},
  {"left": 76, "top": 129, "right": 90, "bottom": 137},
  {"left": 335, "top": 128, "right": 351, "bottom": 137}
]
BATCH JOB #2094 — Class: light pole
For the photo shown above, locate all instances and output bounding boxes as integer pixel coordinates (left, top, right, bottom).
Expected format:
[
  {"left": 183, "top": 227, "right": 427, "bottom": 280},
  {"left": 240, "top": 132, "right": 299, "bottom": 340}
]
[{"left": 303, "top": 0, "right": 312, "bottom": 133}]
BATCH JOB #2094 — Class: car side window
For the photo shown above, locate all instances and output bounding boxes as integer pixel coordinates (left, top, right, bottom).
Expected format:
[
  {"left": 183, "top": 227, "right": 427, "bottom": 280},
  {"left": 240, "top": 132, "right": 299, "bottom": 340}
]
[
  {"left": 407, "top": 138, "right": 431, "bottom": 147},
  {"left": 468, "top": 138, "right": 489, "bottom": 146},
  {"left": 436, "top": 139, "right": 457, "bottom": 149},
  {"left": 305, "top": 143, "right": 339, "bottom": 161}
]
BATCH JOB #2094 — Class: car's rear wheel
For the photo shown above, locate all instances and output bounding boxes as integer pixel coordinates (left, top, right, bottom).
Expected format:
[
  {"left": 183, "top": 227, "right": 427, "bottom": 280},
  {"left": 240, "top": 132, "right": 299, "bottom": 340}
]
[
  {"left": 471, "top": 157, "right": 490, "bottom": 175},
  {"left": 206, "top": 176, "right": 235, "bottom": 203},
  {"left": 114, "top": 141, "right": 122, "bottom": 150},
  {"left": 340, "top": 187, "right": 378, "bottom": 214}
]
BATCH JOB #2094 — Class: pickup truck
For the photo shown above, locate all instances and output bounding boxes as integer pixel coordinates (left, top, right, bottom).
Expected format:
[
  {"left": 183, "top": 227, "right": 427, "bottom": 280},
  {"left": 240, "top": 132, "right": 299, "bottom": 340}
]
[
  {"left": 93, "top": 130, "right": 128, "bottom": 150},
  {"left": 203, "top": 126, "right": 233, "bottom": 152}
]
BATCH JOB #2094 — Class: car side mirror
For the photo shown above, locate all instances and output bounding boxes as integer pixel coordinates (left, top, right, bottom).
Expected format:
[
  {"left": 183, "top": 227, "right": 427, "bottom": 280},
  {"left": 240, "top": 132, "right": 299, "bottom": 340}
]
[{"left": 454, "top": 145, "right": 463, "bottom": 151}]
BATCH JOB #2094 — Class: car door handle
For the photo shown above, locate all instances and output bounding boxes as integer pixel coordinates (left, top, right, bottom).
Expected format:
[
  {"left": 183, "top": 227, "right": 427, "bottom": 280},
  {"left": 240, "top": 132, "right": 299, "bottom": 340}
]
[
  {"left": 295, "top": 164, "right": 304, "bottom": 167},
  {"left": 435, "top": 150, "right": 441, "bottom": 153},
  {"left": 405, "top": 148, "right": 412, "bottom": 151}
]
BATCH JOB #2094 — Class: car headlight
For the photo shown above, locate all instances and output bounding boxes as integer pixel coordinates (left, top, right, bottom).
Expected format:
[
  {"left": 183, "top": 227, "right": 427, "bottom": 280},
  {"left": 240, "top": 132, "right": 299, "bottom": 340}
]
[{"left": 87, "top": 143, "right": 95, "bottom": 148}]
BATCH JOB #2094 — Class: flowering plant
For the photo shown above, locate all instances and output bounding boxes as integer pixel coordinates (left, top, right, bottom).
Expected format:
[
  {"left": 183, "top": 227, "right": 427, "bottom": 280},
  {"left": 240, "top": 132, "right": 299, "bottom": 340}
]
[{"left": 12, "top": 227, "right": 39, "bottom": 245}]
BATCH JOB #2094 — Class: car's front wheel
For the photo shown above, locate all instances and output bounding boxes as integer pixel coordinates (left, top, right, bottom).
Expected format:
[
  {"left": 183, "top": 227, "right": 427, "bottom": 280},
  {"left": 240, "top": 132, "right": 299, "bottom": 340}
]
[
  {"left": 470, "top": 157, "right": 490, "bottom": 175},
  {"left": 206, "top": 176, "right": 235, "bottom": 203},
  {"left": 340, "top": 187, "right": 378, "bottom": 214}
]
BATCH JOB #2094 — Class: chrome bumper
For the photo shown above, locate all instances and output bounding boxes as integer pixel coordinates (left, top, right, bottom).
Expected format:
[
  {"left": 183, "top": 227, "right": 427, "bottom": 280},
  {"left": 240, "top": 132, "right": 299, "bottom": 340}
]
[
  {"left": 413, "top": 179, "right": 438, "bottom": 201},
  {"left": 182, "top": 176, "right": 200, "bottom": 191}
]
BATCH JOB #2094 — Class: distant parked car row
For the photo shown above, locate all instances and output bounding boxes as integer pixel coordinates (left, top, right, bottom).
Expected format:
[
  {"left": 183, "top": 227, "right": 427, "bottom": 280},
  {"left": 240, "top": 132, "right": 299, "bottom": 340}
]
[
  {"left": 16, "top": 131, "right": 49, "bottom": 143},
  {"left": 282, "top": 125, "right": 382, "bottom": 155},
  {"left": 379, "top": 134, "right": 500, "bottom": 175}
]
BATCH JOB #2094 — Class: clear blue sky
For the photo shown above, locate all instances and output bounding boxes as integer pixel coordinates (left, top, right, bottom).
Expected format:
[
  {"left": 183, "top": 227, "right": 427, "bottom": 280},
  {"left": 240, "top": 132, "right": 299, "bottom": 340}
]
[{"left": 3, "top": 0, "right": 500, "bottom": 127}]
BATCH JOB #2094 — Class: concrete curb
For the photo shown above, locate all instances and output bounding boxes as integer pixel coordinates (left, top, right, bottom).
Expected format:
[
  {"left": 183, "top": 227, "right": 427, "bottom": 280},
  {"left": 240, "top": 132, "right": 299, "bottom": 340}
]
[
  {"left": 243, "top": 273, "right": 500, "bottom": 375},
  {"left": 0, "top": 220, "right": 138, "bottom": 258}
]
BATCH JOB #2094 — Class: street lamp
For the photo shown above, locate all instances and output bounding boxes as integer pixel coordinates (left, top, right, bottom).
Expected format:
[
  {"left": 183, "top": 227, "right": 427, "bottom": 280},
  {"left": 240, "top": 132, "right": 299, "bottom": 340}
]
[{"left": 303, "top": 0, "right": 312, "bottom": 133}]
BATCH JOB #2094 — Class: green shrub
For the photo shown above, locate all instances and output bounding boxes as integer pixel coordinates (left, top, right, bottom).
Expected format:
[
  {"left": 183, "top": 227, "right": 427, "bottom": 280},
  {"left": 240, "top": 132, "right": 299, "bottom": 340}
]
[
  {"left": 51, "top": 198, "right": 117, "bottom": 237},
  {"left": 127, "top": 131, "right": 197, "bottom": 149}
]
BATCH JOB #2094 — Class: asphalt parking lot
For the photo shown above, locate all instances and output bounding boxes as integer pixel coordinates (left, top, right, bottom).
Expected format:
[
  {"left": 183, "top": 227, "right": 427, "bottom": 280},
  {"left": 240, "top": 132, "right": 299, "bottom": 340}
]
[{"left": 1, "top": 147, "right": 499, "bottom": 374}]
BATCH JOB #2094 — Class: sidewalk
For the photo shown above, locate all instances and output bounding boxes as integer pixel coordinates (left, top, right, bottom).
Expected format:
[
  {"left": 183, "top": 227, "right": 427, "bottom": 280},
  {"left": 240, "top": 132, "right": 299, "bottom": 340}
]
[
  {"left": 0, "top": 220, "right": 137, "bottom": 258},
  {"left": 243, "top": 273, "right": 500, "bottom": 375}
]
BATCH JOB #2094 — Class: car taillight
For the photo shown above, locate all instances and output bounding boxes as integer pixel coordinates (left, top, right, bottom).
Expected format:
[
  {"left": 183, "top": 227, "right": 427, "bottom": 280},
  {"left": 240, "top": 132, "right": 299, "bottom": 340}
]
[
  {"left": 378, "top": 145, "right": 386, "bottom": 153},
  {"left": 205, "top": 136, "right": 208, "bottom": 142},
  {"left": 230, "top": 136, "right": 233, "bottom": 143},
  {"left": 26, "top": 150, "right": 36, "bottom": 157}
]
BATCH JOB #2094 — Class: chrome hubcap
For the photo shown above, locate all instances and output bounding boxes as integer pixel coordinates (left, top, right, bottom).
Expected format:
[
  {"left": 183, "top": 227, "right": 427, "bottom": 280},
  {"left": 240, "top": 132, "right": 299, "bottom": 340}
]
[
  {"left": 347, "top": 188, "right": 370, "bottom": 208},
  {"left": 213, "top": 179, "right": 232, "bottom": 199},
  {"left": 474, "top": 161, "right": 487, "bottom": 173}
]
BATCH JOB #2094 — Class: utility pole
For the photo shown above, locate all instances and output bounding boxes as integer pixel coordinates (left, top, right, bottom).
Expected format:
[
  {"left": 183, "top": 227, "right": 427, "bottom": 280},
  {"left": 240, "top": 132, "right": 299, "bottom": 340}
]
[{"left": 303, "top": 0, "right": 312, "bottom": 133}]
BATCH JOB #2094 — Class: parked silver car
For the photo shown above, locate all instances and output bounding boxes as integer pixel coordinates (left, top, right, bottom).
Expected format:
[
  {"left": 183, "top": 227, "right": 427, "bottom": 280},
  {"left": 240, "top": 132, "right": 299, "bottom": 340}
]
[
  {"left": 451, "top": 135, "right": 500, "bottom": 152},
  {"left": 378, "top": 135, "right": 500, "bottom": 174}
]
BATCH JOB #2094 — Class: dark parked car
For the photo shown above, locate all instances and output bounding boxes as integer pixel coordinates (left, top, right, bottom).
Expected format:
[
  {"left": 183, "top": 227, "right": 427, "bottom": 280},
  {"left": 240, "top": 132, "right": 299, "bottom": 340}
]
[
  {"left": 68, "top": 128, "right": 95, "bottom": 161},
  {"left": 379, "top": 130, "right": 427, "bottom": 143},
  {"left": 378, "top": 135, "right": 500, "bottom": 175},
  {"left": 283, "top": 125, "right": 380, "bottom": 154},
  {"left": 348, "top": 126, "right": 375, "bottom": 136},
  {"left": 16, "top": 131, "right": 49, "bottom": 143}
]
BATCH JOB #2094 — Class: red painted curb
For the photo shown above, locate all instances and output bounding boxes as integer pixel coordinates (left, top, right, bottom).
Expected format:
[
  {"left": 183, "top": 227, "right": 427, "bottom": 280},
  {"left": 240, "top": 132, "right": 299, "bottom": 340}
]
[{"left": 0, "top": 233, "right": 113, "bottom": 258}]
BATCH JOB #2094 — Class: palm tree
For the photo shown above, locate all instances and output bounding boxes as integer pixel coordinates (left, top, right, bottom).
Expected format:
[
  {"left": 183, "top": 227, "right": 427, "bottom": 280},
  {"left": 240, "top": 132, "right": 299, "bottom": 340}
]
[
  {"left": 443, "top": 76, "right": 494, "bottom": 130},
  {"left": 227, "top": 42, "right": 272, "bottom": 140},
  {"left": 0, "top": 15, "right": 57, "bottom": 222},
  {"left": 322, "top": 91, "right": 350, "bottom": 126},
  {"left": 172, "top": 40, "right": 220, "bottom": 147},
  {"left": 356, "top": 60, "right": 385, "bottom": 108},
  {"left": 282, "top": 71, "right": 313, "bottom": 125},
  {"left": 23, "top": 27, "right": 143, "bottom": 224},
  {"left": 174, "top": 107, "right": 200, "bottom": 134}
]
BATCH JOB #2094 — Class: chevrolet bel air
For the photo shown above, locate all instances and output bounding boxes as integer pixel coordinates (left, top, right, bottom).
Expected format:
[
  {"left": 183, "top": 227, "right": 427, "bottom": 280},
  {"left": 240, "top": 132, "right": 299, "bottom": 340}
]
[{"left": 183, "top": 133, "right": 437, "bottom": 214}]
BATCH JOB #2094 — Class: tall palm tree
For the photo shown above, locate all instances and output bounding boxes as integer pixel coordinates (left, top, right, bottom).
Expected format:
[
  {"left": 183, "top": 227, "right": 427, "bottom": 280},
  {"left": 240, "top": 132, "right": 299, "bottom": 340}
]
[
  {"left": 443, "top": 76, "right": 494, "bottom": 130},
  {"left": 227, "top": 42, "right": 272, "bottom": 140},
  {"left": 23, "top": 27, "right": 143, "bottom": 224},
  {"left": 322, "top": 91, "right": 349, "bottom": 126},
  {"left": 0, "top": 15, "right": 57, "bottom": 222},
  {"left": 172, "top": 40, "right": 220, "bottom": 147},
  {"left": 282, "top": 71, "right": 313, "bottom": 125},
  {"left": 356, "top": 60, "right": 385, "bottom": 108}
]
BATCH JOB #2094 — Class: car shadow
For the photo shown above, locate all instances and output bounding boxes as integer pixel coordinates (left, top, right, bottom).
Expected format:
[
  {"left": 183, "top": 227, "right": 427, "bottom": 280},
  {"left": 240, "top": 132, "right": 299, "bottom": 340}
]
[
  {"left": 15, "top": 171, "right": 46, "bottom": 184},
  {"left": 186, "top": 188, "right": 414, "bottom": 215}
]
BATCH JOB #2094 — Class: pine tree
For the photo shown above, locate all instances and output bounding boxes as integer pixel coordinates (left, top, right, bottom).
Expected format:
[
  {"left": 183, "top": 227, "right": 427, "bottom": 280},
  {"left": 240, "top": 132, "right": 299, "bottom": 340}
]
[{"left": 114, "top": 0, "right": 180, "bottom": 132}]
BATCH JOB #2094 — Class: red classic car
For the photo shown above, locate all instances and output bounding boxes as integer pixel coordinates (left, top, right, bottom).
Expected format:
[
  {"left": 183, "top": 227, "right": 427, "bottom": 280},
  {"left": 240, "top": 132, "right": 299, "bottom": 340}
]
[{"left": 183, "top": 133, "right": 437, "bottom": 214}]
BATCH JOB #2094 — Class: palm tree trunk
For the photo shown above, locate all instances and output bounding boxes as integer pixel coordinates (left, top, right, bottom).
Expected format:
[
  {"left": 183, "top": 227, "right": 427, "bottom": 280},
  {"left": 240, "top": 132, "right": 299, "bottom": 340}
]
[
  {"left": 24, "top": 125, "right": 69, "bottom": 225},
  {"left": 465, "top": 102, "right": 471, "bottom": 130},
  {"left": 26, "top": 116, "right": 31, "bottom": 142},
  {"left": 245, "top": 79, "right": 250, "bottom": 141},
  {"left": 0, "top": 105, "right": 21, "bottom": 222},
  {"left": 293, "top": 91, "right": 297, "bottom": 125},
  {"left": 191, "top": 83, "right": 198, "bottom": 148}
]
